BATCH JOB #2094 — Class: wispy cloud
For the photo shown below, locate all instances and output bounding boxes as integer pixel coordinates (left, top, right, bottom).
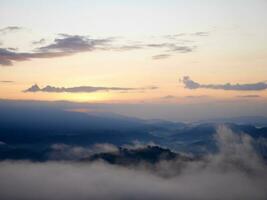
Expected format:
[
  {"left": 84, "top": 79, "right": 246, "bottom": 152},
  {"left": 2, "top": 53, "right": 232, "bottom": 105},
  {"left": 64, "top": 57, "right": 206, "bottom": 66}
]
[
  {"left": 236, "top": 95, "right": 261, "bottom": 98},
  {"left": 0, "top": 80, "right": 14, "bottom": 83},
  {"left": 0, "top": 34, "right": 113, "bottom": 66},
  {"left": 24, "top": 84, "right": 158, "bottom": 93},
  {"left": 38, "top": 34, "right": 111, "bottom": 52},
  {"left": 32, "top": 38, "right": 46, "bottom": 45},
  {"left": 160, "top": 95, "right": 177, "bottom": 99},
  {"left": 152, "top": 54, "right": 171, "bottom": 60},
  {"left": 112, "top": 44, "right": 144, "bottom": 51},
  {"left": 185, "top": 95, "right": 209, "bottom": 98},
  {"left": 191, "top": 32, "right": 209, "bottom": 37},
  {"left": 0, "top": 30, "right": 204, "bottom": 66},
  {"left": 164, "top": 31, "right": 209, "bottom": 39},
  {"left": 0, "top": 47, "right": 70, "bottom": 66},
  {"left": 181, "top": 76, "right": 267, "bottom": 91},
  {"left": 147, "top": 43, "right": 195, "bottom": 53},
  {"left": 0, "top": 26, "right": 23, "bottom": 34}
]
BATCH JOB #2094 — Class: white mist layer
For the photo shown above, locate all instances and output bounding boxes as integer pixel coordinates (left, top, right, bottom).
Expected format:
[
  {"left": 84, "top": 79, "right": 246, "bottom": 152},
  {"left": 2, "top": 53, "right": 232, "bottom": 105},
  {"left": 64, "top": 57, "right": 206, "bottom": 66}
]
[{"left": 0, "top": 126, "right": 266, "bottom": 200}]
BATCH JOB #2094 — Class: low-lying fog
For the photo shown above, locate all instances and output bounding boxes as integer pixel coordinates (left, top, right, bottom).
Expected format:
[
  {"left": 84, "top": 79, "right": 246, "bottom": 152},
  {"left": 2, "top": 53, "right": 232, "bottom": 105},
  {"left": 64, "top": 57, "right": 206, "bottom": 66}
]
[{"left": 0, "top": 126, "right": 266, "bottom": 200}]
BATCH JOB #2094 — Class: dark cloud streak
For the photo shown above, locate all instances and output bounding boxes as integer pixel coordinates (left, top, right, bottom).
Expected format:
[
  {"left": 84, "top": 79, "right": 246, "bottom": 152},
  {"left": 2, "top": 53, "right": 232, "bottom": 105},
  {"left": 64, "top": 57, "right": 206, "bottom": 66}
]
[
  {"left": 0, "top": 48, "right": 71, "bottom": 66},
  {"left": 0, "top": 34, "right": 112, "bottom": 66},
  {"left": 24, "top": 84, "right": 158, "bottom": 93},
  {"left": 38, "top": 35, "right": 111, "bottom": 53},
  {"left": 236, "top": 95, "right": 261, "bottom": 98},
  {"left": 147, "top": 43, "right": 195, "bottom": 53},
  {"left": 152, "top": 54, "right": 171, "bottom": 60},
  {"left": 181, "top": 76, "right": 267, "bottom": 91},
  {"left": 0, "top": 31, "right": 201, "bottom": 66},
  {"left": 0, "top": 80, "right": 14, "bottom": 83}
]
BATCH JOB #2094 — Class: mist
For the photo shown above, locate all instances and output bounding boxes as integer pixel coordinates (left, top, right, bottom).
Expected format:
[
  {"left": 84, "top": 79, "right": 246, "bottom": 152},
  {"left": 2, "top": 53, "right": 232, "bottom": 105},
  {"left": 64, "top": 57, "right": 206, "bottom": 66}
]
[{"left": 0, "top": 126, "right": 266, "bottom": 200}]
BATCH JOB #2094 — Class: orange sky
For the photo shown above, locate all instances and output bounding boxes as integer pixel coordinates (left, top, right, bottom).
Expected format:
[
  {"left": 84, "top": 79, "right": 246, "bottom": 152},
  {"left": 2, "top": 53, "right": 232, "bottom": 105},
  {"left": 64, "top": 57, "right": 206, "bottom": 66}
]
[{"left": 0, "top": 0, "right": 267, "bottom": 104}]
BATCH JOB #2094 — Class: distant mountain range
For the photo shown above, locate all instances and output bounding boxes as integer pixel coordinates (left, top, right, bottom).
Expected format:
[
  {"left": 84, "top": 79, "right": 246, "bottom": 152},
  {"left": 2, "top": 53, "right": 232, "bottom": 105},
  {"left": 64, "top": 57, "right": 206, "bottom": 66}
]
[
  {"left": 0, "top": 100, "right": 266, "bottom": 161},
  {"left": 196, "top": 116, "right": 267, "bottom": 127}
]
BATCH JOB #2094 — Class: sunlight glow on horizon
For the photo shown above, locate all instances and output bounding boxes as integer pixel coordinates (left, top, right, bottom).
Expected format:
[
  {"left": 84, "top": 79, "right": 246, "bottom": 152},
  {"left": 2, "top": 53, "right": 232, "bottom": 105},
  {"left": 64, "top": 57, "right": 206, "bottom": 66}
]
[{"left": 0, "top": 0, "right": 266, "bottom": 103}]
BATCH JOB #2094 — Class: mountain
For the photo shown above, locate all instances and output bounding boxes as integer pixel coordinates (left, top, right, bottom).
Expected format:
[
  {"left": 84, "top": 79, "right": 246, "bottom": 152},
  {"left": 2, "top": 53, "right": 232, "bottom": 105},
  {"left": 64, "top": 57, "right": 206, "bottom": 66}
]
[
  {"left": 0, "top": 101, "right": 146, "bottom": 134},
  {"left": 84, "top": 145, "right": 192, "bottom": 165},
  {"left": 0, "top": 100, "right": 266, "bottom": 161},
  {"left": 159, "top": 123, "right": 267, "bottom": 154},
  {"left": 197, "top": 116, "right": 267, "bottom": 127}
]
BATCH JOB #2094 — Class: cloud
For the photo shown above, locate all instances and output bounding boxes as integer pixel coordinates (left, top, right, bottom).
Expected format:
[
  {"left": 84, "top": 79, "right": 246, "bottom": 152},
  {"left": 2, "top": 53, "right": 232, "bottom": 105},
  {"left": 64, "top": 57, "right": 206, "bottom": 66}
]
[
  {"left": 152, "top": 54, "right": 171, "bottom": 60},
  {"left": 0, "top": 47, "right": 71, "bottom": 66},
  {"left": 114, "top": 42, "right": 194, "bottom": 54},
  {"left": 185, "top": 95, "right": 209, "bottom": 98},
  {"left": 191, "top": 32, "right": 209, "bottom": 37},
  {"left": 32, "top": 38, "right": 46, "bottom": 45},
  {"left": 91, "top": 143, "right": 118, "bottom": 153},
  {"left": 49, "top": 143, "right": 118, "bottom": 160},
  {"left": 212, "top": 126, "right": 263, "bottom": 172},
  {"left": 236, "top": 95, "right": 261, "bottom": 98},
  {"left": 160, "top": 95, "right": 177, "bottom": 99},
  {"left": 171, "top": 46, "right": 194, "bottom": 53},
  {"left": 181, "top": 76, "right": 267, "bottom": 91},
  {"left": 0, "top": 26, "right": 23, "bottom": 34},
  {"left": 38, "top": 34, "right": 111, "bottom": 52},
  {"left": 0, "top": 34, "right": 112, "bottom": 66},
  {"left": 122, "top": 140, "right": 157, "bottom": 150},
  {"left": 0, "top": 126, "right": 266, "bottom": 200},
  {"left": 6, "top": 47, "right": 18, "bottom": 51},
  {"left": 147, "top": 43, "right": 195, "bottom": 53},
  {"left": 0, "top": 31, "right": 200, "bottom": 66},
  {"left": 165, "top": 32, "right": 209, "bottom": 39},
  {"left": 0, "top": 36, "right": 194, "bottom": 66},
  {"left": 115, "top": 45, "right": 144, "bottom": 51},
  {"left": 0, "top": 80, "right": 14, "bottom": 83},
  {"left": 23, "top": 84, "right": 158, "bottom": 93},
  {"left": 164, "top": 33, "right": 187, "bottom": 39}
]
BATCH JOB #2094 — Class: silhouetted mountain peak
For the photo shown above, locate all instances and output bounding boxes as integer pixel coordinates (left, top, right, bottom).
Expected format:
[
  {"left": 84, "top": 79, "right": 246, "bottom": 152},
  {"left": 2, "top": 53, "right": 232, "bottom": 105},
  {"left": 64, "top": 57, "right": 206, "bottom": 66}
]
[{"left": 86, "top": 145, "right": 190, "bottom": 165}]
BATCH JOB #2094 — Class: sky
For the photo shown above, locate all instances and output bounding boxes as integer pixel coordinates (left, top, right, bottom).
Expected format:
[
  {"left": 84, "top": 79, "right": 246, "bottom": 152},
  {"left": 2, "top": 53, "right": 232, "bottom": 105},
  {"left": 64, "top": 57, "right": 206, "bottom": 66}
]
[{"left": 0, "top": 0, "right": 267, "bottom": 120}]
